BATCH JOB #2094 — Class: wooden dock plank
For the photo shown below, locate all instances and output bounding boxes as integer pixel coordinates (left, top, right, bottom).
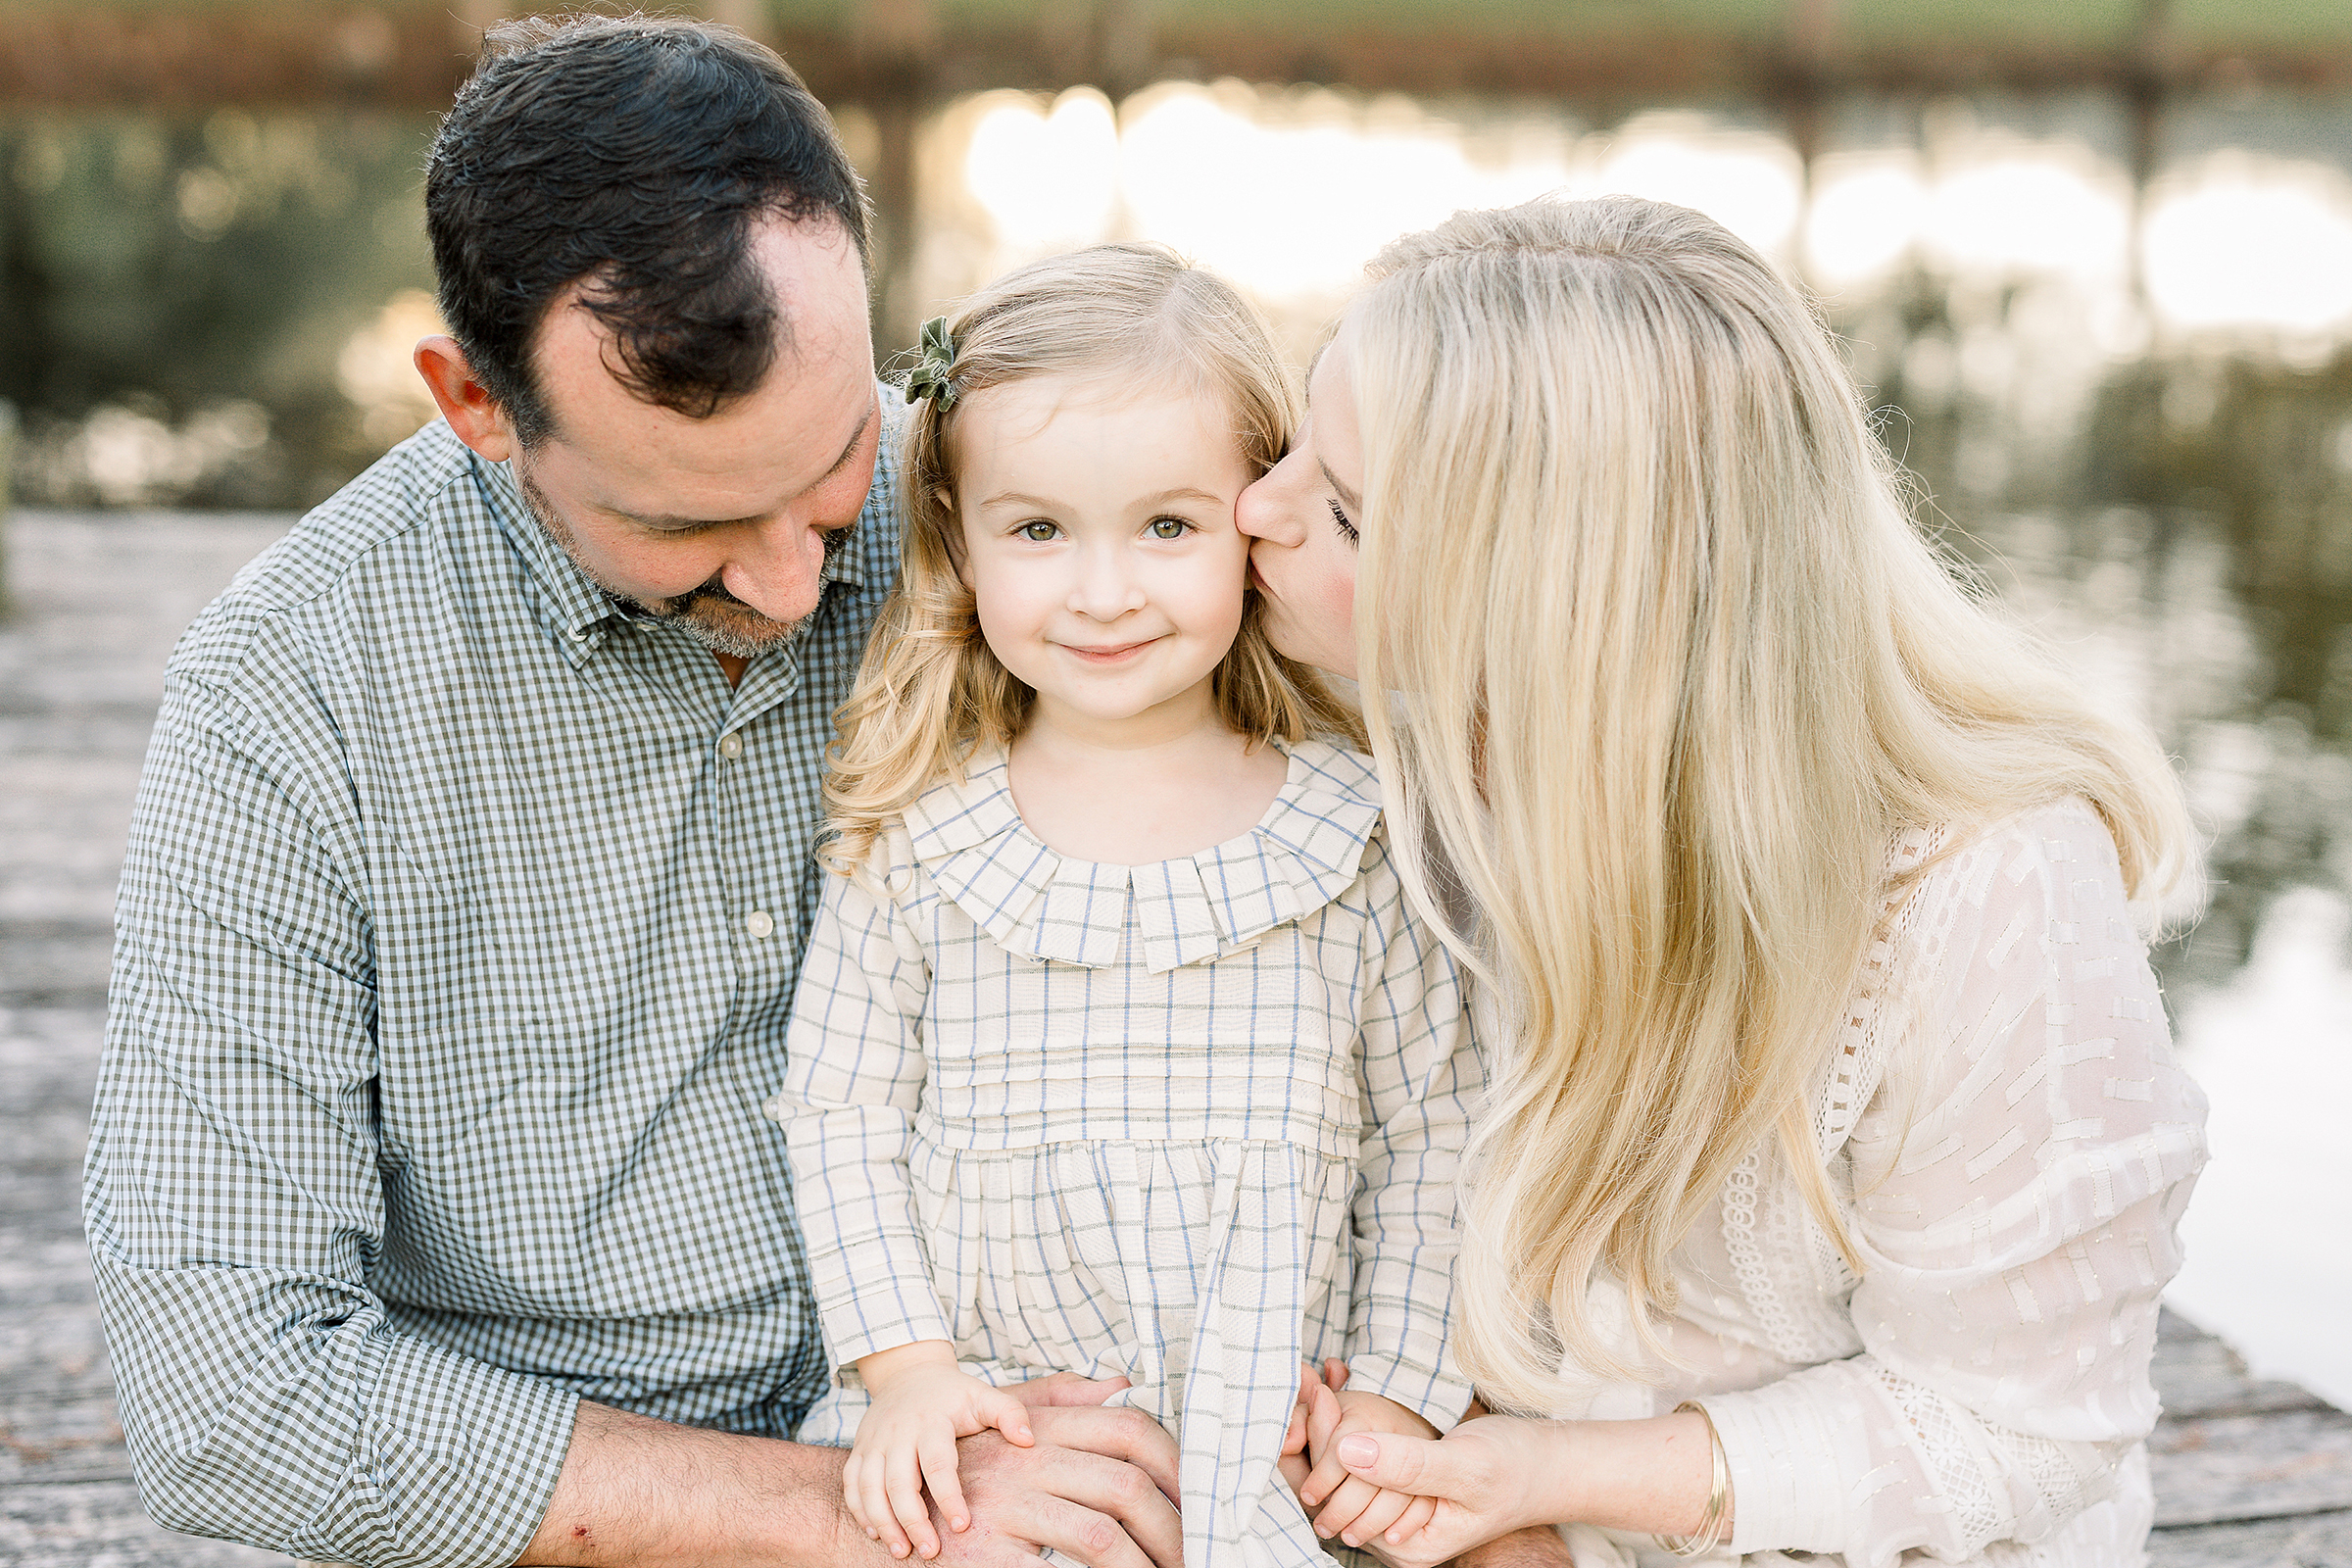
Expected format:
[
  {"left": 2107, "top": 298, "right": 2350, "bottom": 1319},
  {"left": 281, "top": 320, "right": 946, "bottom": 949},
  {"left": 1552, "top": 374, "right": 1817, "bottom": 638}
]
[
  {"left": 2154, "top": 1307, "right": 2333, "bottom": 1420},
  {"left": 0, "top": 1483, "right": 278, "bottom": 1567},
  {"left": 2150, "top": 1508, "right": 2352, "bottom": 1568},
  {"left": 2152, "top": 1407, "right": 2352, "bottom": 1528}
]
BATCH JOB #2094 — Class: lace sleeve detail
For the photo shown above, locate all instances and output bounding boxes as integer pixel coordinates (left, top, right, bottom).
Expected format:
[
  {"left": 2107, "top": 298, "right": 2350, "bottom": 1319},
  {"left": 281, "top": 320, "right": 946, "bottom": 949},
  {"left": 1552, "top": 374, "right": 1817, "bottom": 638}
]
[
  {"left": 1704, "top": 804, "right": 2207, "bottom": 1568},
  {"left": 1869, "top": 1361, "right": 2129, "bottom": 1556}
]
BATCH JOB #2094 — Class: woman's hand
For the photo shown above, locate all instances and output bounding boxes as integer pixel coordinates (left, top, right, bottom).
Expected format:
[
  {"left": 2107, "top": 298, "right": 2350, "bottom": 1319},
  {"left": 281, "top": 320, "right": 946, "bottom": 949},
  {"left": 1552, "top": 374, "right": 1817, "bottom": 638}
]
[
  {"left": 849, "top": 1341, "right": 1036, "bottom": 1560},
  {"left": 1298, "top": 1386, "right": 1440, "bottom": 1549},
  {"left": 1320, "top": 1411, "right": 1572, "bottom": 1568}
]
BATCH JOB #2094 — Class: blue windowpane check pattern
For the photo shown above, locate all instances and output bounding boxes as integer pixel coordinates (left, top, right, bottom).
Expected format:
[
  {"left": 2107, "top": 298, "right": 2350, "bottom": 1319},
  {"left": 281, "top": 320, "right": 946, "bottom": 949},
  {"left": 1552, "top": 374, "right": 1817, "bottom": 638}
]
[{"left": 770, "top": 741, "right": 1481, "bottom": 1567}]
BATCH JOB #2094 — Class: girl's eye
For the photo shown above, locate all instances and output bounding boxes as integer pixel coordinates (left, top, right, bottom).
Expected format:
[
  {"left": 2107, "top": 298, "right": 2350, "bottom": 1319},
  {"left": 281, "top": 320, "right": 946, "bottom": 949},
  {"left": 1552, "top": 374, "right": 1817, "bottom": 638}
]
[
  {"left": 1018, "top": 520, "right": 1060, "bottom": 542},
  {"left": 1147, "top": 517, "right": 1193, "bottom": 541},
  {"left": 1328, "top": 498, "right": 1359, "bottom": 545}
]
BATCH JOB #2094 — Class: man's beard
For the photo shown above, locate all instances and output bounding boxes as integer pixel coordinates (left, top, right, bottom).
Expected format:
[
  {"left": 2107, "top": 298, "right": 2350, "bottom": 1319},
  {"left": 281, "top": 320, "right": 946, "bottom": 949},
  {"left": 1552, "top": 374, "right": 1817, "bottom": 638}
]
[{"left": 514, "top": 462, "right": 853, "bottom": 659}]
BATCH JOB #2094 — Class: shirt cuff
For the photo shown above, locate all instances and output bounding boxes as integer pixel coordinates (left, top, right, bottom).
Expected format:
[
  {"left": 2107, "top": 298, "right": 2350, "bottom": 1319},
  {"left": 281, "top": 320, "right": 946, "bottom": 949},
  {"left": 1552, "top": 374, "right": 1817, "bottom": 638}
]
[
  {"left": 295, "top": 1333, "right": 581, "bottom": 1568},
  {"left": 808, "top": 1234, "right": 953, "bottom": 1371},
  {"left": 1703, "top": 1364, "right": 1879, "bottom": 1557},
  {"left": 1342, "top": 1349, "right": 1475, "bottom": 1434}
]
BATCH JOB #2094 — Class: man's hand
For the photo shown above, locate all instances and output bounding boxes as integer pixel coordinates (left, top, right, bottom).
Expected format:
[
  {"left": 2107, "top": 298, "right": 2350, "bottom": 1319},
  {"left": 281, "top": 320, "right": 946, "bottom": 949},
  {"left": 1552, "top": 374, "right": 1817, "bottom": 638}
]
[
  {"left": 938, "top": 1403, "right": 1183, "bottom": 1568},
  {"left": 1448, "top": 1527, "right": 1579, "bottom": 1568},
  {"left": 518, "top": 1377, "right": 1181, "bottom": 1568}
]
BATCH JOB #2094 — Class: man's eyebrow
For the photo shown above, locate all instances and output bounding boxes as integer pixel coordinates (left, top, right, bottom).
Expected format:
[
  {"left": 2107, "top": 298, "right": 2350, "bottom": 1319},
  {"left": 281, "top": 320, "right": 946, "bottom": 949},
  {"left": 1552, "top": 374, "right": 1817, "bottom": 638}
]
[
  {"left": 1319, "top": 461, "right": 1361, "bottom": 513},
  {"left": 620, "top": 399, "right": 877, "bottom": 530}
]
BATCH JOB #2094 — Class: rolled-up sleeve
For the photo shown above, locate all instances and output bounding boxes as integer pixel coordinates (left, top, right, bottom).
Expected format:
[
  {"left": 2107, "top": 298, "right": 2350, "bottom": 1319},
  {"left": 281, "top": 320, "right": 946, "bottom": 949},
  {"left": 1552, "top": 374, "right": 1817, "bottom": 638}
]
[
  {"left": 86, "top": 675, "right": 576, "bottom": 1568},
  {"left": 1705, "top": 808, "right": 2207, "bottom": 1568}
]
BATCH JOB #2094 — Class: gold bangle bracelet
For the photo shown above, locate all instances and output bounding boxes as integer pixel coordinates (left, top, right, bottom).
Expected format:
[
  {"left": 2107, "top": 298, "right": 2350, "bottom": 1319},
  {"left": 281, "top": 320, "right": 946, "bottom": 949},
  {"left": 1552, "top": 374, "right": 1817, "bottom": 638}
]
[{"left": 1652, "top": 1400, "right": 1731, "bottom": 1559}]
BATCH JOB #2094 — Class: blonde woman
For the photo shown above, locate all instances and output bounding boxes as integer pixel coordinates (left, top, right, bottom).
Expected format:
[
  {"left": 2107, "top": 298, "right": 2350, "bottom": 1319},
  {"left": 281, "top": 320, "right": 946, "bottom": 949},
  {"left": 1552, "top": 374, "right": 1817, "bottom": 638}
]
[
  {"left": 1242, "top": 196, "right": 2209, "bottom": 1568},
  {"left": 766, "top": 244, "right": 1483, "bottom": 1568}
]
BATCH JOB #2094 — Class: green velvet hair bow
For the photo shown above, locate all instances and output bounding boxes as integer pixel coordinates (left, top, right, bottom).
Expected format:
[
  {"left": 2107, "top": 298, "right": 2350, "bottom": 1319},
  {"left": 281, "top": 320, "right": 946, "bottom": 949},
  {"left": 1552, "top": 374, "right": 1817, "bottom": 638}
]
[{"left": 904, "top": 316, "right": 959, "bottom": 410}]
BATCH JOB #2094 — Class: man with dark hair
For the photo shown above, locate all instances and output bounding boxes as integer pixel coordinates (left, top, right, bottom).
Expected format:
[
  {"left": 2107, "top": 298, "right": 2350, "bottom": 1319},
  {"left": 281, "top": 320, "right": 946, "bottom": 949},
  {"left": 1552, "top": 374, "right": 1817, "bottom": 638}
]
[{"left": 82, "top": 17, "right": 1182, "bottom": 1566}]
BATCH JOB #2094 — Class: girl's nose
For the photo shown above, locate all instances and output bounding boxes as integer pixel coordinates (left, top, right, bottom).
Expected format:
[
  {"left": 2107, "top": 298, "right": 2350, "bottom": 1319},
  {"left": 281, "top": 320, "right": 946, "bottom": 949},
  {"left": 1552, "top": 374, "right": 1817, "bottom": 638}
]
[{"left": 1069, "top": 546, "right": 1148, "bottom": 619}]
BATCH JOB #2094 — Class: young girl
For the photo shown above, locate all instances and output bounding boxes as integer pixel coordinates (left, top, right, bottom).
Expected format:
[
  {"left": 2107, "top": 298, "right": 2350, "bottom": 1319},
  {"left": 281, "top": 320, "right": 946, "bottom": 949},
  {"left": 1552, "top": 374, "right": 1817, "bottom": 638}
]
[{"left": 764, "top": 244, "right": 1479, "bottom": 1567}]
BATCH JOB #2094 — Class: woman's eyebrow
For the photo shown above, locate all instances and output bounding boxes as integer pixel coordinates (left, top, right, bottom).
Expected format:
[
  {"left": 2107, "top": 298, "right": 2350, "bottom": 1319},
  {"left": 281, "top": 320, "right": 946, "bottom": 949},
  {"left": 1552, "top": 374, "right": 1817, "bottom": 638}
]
[{"left": 1318, "top": 461, "right": 1361, "bottom": 512}]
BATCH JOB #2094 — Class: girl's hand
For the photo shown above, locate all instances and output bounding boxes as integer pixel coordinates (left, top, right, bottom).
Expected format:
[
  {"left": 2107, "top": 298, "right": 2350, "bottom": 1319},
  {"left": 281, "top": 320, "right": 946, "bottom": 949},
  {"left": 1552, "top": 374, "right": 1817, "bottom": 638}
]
[
  {"left": 849, "top": 1342, "right": 1037, "bottom": 1560},
  {"left": 1321, "top": 1413, "right": 1570, "bottom": 1568},
  {"left": 1298, "top": 1385, "right": 1440, "bottom": 1550}
]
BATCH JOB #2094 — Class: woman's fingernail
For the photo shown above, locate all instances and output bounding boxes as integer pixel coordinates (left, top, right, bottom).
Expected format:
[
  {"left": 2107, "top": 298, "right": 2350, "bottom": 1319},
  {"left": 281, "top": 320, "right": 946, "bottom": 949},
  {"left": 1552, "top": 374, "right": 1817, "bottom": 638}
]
[{"left": 1339, "top": 1434, "right": 1379, "bottom": 1467}]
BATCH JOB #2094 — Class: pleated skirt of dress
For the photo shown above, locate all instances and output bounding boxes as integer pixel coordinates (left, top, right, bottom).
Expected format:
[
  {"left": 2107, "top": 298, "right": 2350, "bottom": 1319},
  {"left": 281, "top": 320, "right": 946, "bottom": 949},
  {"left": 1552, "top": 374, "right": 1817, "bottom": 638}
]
[{"left": 799, "top": 1137, "right": 1357, "bottom": 1568}]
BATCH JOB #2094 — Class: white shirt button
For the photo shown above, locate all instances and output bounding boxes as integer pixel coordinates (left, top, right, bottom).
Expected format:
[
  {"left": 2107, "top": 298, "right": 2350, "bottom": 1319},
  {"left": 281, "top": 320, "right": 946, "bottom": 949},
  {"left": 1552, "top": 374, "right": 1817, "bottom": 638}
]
[
  {"left": 718, "top": 733, "right": 744, "bottom": 760},
  {"left": 745, "top": 910, "right": 774, "bottom": 939}
]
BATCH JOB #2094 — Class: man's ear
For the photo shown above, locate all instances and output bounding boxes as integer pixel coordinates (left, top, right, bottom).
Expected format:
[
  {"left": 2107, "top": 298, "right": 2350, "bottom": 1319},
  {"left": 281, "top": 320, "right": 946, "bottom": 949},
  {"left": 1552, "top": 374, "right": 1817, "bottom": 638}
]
[
  {"left": 414, "top": 335, "right": 515, "bottom": 464},
  {"left": 937, "top": 487, "right": 973, "bottom": 587}
]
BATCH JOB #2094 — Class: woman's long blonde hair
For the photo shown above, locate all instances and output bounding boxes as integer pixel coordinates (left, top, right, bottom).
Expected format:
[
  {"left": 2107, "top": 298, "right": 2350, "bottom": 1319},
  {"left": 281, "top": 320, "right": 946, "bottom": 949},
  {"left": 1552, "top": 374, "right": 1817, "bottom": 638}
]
[
  {"left": 825, "top": 242, "right": 1362, "bottom": 869},
  {"left": 1348, "top": 196, "right": 2195, "bottom": 1406}
]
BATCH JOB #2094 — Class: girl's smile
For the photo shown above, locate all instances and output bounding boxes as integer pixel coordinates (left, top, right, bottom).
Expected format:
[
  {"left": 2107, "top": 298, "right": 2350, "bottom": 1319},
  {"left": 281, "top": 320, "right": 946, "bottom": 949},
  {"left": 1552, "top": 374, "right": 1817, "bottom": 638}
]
[{"left": 1057, "top": 637, "right": 1158, "bottom": 662}]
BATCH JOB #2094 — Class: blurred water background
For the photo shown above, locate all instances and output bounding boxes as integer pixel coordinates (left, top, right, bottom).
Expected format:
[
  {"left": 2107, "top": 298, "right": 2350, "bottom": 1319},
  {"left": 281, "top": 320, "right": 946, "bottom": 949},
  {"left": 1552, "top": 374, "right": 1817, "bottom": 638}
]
[{"left": 3, "top": 33, "right": 2349, "bottom": 1403}]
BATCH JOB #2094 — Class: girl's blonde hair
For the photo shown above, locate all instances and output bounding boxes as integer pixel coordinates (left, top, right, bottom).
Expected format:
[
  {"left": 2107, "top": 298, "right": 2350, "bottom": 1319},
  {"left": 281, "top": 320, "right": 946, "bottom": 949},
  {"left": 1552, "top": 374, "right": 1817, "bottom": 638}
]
[
  {"left": 1347, "top": 195, "right": 2194, "bottom": 1406},
  {"left": 825, "top": 242, "right": 1362, "bottom": 868}
]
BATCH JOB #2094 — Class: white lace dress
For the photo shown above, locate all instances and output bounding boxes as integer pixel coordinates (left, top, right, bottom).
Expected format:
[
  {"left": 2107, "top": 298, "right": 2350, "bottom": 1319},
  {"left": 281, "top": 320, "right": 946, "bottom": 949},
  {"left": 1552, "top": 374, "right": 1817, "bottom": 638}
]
[{"left": 1552, "top": 801, "right": 2208, "bottom": 1568}]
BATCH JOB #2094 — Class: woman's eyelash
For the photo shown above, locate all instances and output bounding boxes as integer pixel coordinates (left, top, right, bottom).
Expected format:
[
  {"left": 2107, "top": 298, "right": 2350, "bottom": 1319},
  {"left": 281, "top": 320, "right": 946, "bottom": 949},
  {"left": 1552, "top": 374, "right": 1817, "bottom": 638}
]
[{"left": 1328, "top": 498, "right": 1359, "bottom": 543}]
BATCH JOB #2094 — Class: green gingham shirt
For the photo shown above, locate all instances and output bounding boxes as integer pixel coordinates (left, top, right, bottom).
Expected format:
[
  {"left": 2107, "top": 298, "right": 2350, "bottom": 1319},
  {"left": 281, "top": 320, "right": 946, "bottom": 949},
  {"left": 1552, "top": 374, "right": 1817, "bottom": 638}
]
[{"left": 83, "top": 407, "right": 902, "bottom": 1568}]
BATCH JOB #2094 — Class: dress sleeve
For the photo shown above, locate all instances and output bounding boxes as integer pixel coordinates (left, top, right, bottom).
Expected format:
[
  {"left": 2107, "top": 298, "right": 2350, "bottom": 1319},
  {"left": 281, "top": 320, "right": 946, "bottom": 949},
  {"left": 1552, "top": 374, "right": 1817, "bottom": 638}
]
[
  {"left": 1703, "top": 808, "right": 2209, "bottom": 1568},
  {"left": 765, "top": 844, "right": 949, "bottom": 1372},
  {"left": 1342, "top": 832, "right": 1484, "bottom": 1431},
  {"left": 85, "top": 677, "right": 578, "bottom": 1568}
]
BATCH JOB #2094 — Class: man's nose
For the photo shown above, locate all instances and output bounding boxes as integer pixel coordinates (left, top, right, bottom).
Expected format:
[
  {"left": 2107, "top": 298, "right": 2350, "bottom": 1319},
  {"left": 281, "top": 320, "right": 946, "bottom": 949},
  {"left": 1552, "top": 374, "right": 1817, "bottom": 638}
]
[{"left": 723, "top": 514, "right": 833, "bottom": 615}]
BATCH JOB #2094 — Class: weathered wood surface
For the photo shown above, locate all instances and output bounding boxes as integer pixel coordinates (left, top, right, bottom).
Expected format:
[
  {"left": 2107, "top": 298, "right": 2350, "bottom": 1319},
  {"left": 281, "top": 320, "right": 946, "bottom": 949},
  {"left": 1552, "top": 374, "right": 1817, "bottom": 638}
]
[{"left": 1, "top": 508, "right": 2345, "bottom": 1565}]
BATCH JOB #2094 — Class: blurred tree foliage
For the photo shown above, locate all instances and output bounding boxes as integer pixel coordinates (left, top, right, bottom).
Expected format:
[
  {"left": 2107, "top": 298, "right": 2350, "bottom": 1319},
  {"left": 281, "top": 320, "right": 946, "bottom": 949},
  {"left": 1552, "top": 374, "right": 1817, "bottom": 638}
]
[{"left": 0, "top": 111, "right": 438, "bottom": 505}]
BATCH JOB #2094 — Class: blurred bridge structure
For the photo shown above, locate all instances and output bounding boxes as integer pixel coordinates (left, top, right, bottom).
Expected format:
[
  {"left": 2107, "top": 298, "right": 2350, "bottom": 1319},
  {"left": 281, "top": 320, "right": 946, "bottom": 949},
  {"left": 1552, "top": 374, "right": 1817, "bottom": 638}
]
[{"left": 5, "top": 0, "right": 2350, "bottom": 345}]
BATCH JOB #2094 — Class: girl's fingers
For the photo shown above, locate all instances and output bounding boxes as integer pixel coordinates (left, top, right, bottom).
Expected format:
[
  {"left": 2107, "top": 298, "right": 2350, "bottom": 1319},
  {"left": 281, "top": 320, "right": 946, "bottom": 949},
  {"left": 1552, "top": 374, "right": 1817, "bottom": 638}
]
[
  {"left": 1322, "top": 1357, "right": 1349, "bottom": 1392},
  {"left": 843, "top": 1452, "right": 877, "bottom": 1538},
  {"left": 887, "top": 1448, "right": 937, "bottom": 1559},
  {"left": 1296, "top": 1382, "right": 1346, "bottom": 1504},
  {"left": 856, "top": 1453, "right": 909, "bottom": 1557},
  {"left": 1299, "top": 1443, "right": 1353, "bottom": 1510},
  {"left": 1283, "top": 1389, "right": 1311, "bottom": 1458},
  {"left": 1385, "top": 1494, "right": 1439, "bottom": 1545},
  {"left": 918, "top": 1433, "right": 971, "bottom": 1536},
  {"left": 1311, "top": 1475, "right": 1381, "bottom": 1540},
  {"left": 1338, "top": 1486, "right": 1413, "bottom": 1548}
]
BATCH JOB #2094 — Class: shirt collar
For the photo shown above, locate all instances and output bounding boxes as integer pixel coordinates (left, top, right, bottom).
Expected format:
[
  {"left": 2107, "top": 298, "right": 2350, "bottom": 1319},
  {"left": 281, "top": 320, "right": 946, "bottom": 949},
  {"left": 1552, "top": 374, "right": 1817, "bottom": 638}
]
[
  {"left": 470, "top": 449, "right": 626, "bottom": 663},
  {"left": 901, "top": 739, "right": 1387, "bottom": 973}
]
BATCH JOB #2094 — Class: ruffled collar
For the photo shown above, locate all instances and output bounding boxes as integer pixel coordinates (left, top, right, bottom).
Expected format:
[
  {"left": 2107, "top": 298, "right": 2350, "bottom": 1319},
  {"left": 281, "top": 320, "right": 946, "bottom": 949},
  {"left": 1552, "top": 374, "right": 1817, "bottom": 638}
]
[{"left": 903, "top": 739, "right": 1384, "bottom": 974}]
